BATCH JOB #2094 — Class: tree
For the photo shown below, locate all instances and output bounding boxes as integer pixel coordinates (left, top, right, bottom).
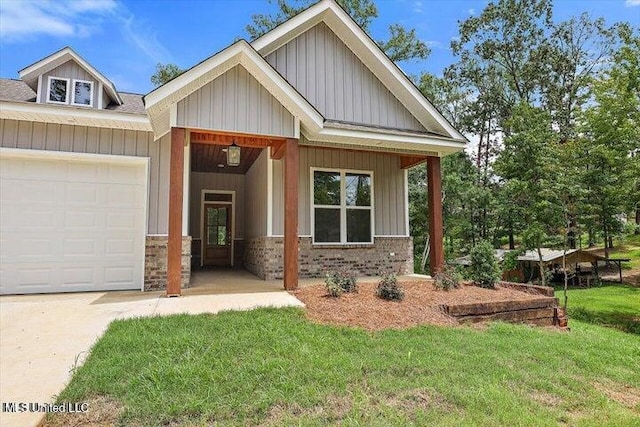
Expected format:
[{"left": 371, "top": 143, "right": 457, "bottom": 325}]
[
  {"left": 246, "top": 0, "right": 429, "bottom": 62},
  {"left": 541, "top": 15, "right": 625, "bottom": 143},
  {"left": 151, "top": 63, "right": 184, "bottom": 87},
  {"left": 494, "top": 103, "right": 561, "bottom": 285},
  {"left": 580, "top": 30, "right": 640, "bottom": 255}
]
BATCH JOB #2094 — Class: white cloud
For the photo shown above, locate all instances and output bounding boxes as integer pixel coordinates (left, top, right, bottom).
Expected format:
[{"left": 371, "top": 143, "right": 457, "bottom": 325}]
[
  {"left": 468, "top": 8, "right": 475, "bottom": 15},
  {"left": 625, "top": 0, "right": 640, "bottom": 7},
  {"left": 0, "top": 0, "right": 117, "bottom": 41},
  {"left": 0, "top": 0, "right": 172, "bottom": 65},
  {"left": 413, "top": 1, "right": 423, "bottom": 13}
]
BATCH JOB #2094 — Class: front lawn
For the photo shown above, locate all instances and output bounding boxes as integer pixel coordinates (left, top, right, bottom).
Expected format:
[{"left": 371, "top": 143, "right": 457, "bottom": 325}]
[
  {"left": 48, "top": 307, "right": 639, "bottom": 426},
  {"left": 557, "top": 284, "right": 640, "bottom": 334}
]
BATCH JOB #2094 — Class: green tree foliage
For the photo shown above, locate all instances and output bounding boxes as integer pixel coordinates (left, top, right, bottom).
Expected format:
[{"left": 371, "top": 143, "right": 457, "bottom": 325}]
[
  {"left": 469, "top": 240, "right": 501, "bottom": 288},
  {"left": 246, "top": 0, "right": 429, "bottom": 62},
  {"left": 150, "top": 63, "right": 184, "bottom": 87},
  {"left": 494, "top": 103, "right": 561, "bottom": 285},
  {"left": 580, "top": 30, "right": 640, "bottom": 255}
]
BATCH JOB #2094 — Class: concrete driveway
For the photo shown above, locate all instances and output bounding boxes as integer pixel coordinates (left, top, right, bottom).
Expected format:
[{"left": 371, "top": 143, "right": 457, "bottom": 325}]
[{"left": 0, "top": 290, "right": 303, "bottom": 427}]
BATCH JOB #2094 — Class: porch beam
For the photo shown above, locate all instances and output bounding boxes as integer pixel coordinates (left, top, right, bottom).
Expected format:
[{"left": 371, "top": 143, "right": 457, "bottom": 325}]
[
  {"left": 283, "top": 137, "right": 299, "bottom": 290},
  {"left": 427, "top": 156, "right": 445, "bottom": 274},
  {"left": 270, "top": 140, "right": 286, "bottom": 160},
  {"left": 400, "top": 155, "right": 428, "bottom": 169},
  {"left": 190, "top": 129, "right": 287, "bottom": 149},
  {"left": 167, "top": 127, "right": 185, "bottom": 296}
]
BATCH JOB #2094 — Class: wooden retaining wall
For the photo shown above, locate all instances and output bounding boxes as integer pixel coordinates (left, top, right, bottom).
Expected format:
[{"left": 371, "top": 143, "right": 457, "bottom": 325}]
[{"left": 443, "top": 283, "right": 567, "bottom": 327}]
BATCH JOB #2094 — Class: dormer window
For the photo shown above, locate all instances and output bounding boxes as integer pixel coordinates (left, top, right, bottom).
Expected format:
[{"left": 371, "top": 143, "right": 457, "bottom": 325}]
[
  {"left": 45, "top": 77, "right": 94, "bottom": 107},
  {"left": 47, "top": 77, "right": 69, "bottom": 104},
  {"left": 72, "top": 79, "right": 93, "bottom": 107}
]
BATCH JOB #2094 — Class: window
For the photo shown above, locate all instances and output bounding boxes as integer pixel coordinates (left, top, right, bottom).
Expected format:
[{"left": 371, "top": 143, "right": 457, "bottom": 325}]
[
  {"left": 46, "top": 77, "right": 94, "bottom": 106},
  {"left": 47, "top": 77, "right": 69, "bottom": 104},
  {"left": 312, "top": 169, "right": 373, "bottom": 244},
  {"left": 72, "top": 79, "right": 93, "bottom": 106}
]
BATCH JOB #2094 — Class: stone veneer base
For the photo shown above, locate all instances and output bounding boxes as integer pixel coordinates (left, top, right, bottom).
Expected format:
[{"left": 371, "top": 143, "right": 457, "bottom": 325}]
[
  {"left": 145, "top": 236, "right": 192, "bottom": 291},
  {"left": 244, "top": 236, "right": 413, "bottom": 280}
]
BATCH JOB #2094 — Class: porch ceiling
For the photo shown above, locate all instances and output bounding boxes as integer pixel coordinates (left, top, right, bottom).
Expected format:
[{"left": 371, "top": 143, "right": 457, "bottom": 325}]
[{"left": 191, "top": 143, "right": 263, "bottom": 174}]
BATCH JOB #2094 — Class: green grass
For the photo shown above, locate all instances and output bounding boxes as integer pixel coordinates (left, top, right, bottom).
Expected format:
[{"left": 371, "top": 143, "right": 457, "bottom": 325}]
[
  {"left": 55, "top": 307, "right": 640, "bottom": 426},
  {"left": 605, "top": 234, "right": 640, "bottom": 270},
  {"left": 556, "top": 284, "right": 640, "bottom": 334}
]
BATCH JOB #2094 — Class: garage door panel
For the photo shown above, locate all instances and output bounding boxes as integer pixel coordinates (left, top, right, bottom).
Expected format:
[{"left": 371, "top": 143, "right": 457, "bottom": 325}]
[{"left": 0, "top": 150, "right": 147, "bottom": 294}]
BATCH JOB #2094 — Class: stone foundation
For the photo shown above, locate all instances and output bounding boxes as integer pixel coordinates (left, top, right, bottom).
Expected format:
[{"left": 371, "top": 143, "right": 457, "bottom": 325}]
[
  {"left": 244, "top": 236, "right": 413, "bottom": 280},
  {"left": 145, "top": 236, "right": 192, "bottom": 291}
]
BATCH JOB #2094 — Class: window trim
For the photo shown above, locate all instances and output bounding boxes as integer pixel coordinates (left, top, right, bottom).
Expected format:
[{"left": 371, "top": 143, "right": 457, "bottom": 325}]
[
  {"left": 46, "top": 76, "right": 70, "bottom": 105},
  {"left": 310, "top": 167, "right": 374, "bottom": 245},
  {"left": 71, "top": 79, "right": 94, "bottom": 107}
]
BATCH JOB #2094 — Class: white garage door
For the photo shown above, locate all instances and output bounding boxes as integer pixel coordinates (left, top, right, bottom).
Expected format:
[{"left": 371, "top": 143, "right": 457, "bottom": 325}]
[{"left": 0, "top": 149, "right": 148, "bottom": 294}]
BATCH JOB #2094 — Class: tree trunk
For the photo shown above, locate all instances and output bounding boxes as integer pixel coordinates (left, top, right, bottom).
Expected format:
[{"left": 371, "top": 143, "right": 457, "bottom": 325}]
[
  {"left": 603, "top": 223, "right": 609, "bottom": 259},
  {"left": 508, "top": 225, "right": 515, "bottom": 250},
  {"left": 636, "top": 208, "right": 640, "bottom": 234},
  {"left": 608, "top": 235, "right": 614, "bottom": 249},
  {"left": 568, "top": 217, "right": 576, "bottom": 249},
  {"left": 537, "top": 247, "right": 546, "bottom": 287}
]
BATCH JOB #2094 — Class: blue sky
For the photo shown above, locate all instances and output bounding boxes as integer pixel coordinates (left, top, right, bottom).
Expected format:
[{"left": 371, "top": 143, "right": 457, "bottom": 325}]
[{"left": 1, "top": 0, "right": 638, "bottom": 94}]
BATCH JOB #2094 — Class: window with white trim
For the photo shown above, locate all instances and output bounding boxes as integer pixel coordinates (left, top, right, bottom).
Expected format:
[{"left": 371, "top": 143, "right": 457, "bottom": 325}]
[
  {"left": 47, "top": 77, "right": 69, "bottom": 104},
  {"left": 72, "top": 79, "right": 93, "bottom": 106},
  {"left": 312, "top": 169, "right": 373, "bottom": 244}
]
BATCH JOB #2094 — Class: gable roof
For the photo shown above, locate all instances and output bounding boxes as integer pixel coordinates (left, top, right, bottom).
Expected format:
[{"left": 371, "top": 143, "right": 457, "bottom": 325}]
[
  {"left": 251, "top": 0, "right": 466, "bottom": 142},
  {"left": 143, "top": 40, "right": 324, "bottom": 139},
  {"left": 19, "top": 46, "right": 122, "bottom": 105}
]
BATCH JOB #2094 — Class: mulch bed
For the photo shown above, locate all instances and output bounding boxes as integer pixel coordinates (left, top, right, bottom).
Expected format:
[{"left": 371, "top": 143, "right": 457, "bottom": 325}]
[{"left": 292, "top": 281, "right": 547, "bottom": 331}]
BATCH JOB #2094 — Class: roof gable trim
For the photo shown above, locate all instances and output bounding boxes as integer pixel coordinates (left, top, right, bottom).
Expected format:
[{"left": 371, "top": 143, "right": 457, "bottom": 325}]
[
  {"left": 252, "top": 0, "right": 466, "bottom": 142},
  {"left": 144, "top": 40, "right": 324, "bottom": 139},
  {"left": 19, "top": 47, "right": 122, "bottom": 106}
]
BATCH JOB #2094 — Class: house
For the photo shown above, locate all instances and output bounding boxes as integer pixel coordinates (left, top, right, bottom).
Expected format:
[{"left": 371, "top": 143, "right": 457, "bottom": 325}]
[{"left": 0, "top": 0, "right": 466, "bottom": 296}]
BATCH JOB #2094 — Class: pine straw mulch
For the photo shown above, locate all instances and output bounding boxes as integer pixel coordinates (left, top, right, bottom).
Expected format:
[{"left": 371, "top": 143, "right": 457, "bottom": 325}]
[{"left": 292, "top": 281, "right": 546, "bottom": 331}]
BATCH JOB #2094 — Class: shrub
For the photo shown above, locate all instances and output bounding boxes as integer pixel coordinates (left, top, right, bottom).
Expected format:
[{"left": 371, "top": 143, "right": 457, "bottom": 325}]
[
  {"left": 376, "top": 273, "right": 404, "bottom": 301},
  {"left": 433, "top": 263, "right": 462, "bottom": 291},
  {"left": 469, "top": 241, "right": 501, "bottom": 289},
  {"left": 324, "top": 279, "right": 343, "bottom": 298},
  {"left": 325, "top": 270, "right": 357, "bottom": 297}
]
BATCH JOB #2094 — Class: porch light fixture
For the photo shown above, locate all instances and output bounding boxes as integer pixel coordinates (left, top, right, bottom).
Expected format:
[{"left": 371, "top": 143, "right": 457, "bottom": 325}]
[{"left": 227, "top": 140, "right": 241, "bottom": 166}]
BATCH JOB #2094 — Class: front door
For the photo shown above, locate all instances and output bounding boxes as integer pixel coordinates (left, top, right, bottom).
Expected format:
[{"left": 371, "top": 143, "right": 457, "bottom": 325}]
[{"left": 203, "top": 204, "right": 232, "bottom": 266}]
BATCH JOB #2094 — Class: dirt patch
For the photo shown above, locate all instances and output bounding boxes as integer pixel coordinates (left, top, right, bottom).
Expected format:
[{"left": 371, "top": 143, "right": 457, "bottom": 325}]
[
  {"left": 383, "top": 388, "right": 455, "bottom": 413},
  {"left": 260, "top": 395, "right": 351, "bottom": 426},
  {"left": 292, "top": 281, "right": 548, "bottom": 331},
  {"left": 594, "top": 382, "right": 640, "bottom": 410},
  {"left": 39, "top": 395, "right": 124, "bottom": 427},
  {"left": 530, "top": 390, "right": 563, "bottom": 407}
]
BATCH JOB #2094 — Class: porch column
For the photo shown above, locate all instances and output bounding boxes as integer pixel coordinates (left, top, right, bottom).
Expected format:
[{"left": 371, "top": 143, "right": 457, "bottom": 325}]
[
  {"left": 167, "top": 127, "right": 185, "bottom": 296},
  {"left": 283, "top": 138, "right": 299, "bottom": 290},
  {"left": 427, "top": 156, "right": 444, "bottom": 274}
]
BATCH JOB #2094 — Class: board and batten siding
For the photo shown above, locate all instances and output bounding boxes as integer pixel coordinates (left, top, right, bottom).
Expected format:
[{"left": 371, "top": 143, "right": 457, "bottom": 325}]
[
  {"left": 38, "top": 60, "right": 101, "bottom": 108},
  {"left": 245, "top": 149, "right": 268, "bottom": 238},
  {"left": 189, "top": 172, "right": 246, "bottom": 240},
  {"left": 272, "top": 145, "right": 407, "bottom": 236},
  {"left": 176, "top": 65, "right": 296, "bottom": 137},
  {"left": 265, "top": 22, "right": 425, "bottom": 132},
  {"left": 0, "top": 118, "right": 170, "bottom": 235}
]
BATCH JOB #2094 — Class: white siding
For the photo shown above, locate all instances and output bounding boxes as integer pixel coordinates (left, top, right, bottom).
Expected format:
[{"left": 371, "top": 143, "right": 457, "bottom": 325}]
[
  {"left": 245, "top": 149, "right": 268, "bottom": 238},
  {"left": 176, "top": 65, "right": 296, "bottom": 137},
  {"left": 266, "top": 22, "right": 426, "bottom": 132},
  {"left": 272, "top": 145, "right": 407, "bottom": 236},
  {"left": 0, "top": 118, "right": 170, "bottom": 234}
]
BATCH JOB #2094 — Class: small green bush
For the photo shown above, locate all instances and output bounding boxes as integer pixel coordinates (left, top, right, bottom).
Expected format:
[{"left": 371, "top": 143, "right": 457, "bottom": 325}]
[
  {"left": 324, "top": 279, "right": 343, "bottom": 298},
  {"left": 433, "top": 263, "right": 462, "bottom": 291},
  {"left": 325, "top": 270, "right": 357, "bottom": 297},
  {"left": 469, "top": 241, "right": 501, "bottom": 289},
  {"left": 376, "top": 273, "right": 404, "bottom": 301}
]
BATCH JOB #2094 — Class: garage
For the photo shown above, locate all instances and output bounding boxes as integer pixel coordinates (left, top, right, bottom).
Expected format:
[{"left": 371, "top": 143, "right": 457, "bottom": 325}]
[{"left": 0, "top": 148, "right": 148, "bottom": 294}]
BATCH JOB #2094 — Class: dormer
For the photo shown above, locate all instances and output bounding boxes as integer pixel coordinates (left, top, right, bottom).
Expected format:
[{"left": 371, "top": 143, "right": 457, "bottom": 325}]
[{"left": 18, "top": 47, "right": 123, "bottom": 110}]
